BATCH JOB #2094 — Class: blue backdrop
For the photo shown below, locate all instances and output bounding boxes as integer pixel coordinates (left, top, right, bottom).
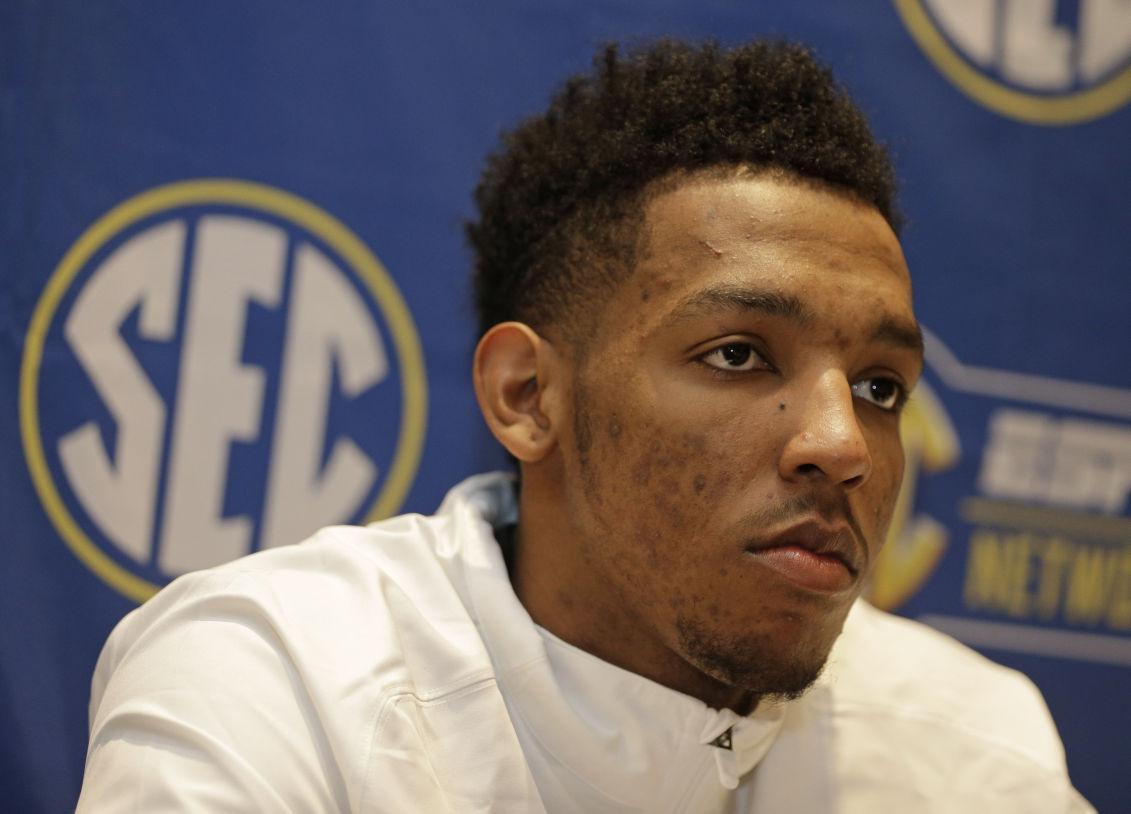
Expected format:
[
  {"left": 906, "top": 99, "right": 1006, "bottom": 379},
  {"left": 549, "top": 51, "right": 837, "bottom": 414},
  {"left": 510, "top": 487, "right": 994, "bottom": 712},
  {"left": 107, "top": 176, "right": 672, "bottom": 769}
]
[{"left": 3, "top": 2, "right": 1129, "bottom": 810}]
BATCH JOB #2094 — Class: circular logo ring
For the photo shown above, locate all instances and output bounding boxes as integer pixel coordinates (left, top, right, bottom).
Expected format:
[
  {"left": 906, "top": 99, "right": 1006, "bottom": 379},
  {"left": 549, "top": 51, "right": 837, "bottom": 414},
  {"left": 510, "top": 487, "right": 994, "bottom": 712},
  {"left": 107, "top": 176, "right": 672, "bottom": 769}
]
[
  {"left": 895, "top": 0, "right": 1131, "bottom": 125},
  {"left": 21, "top": 179, "right": 428, "bottom": 603}
]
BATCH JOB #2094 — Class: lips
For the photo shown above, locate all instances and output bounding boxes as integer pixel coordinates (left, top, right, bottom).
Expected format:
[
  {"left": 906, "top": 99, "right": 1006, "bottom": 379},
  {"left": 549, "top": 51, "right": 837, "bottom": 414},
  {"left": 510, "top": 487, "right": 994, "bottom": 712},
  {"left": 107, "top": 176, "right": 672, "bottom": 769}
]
[{"left": 743, "top": 520, "right": 863, "bottom": 594}]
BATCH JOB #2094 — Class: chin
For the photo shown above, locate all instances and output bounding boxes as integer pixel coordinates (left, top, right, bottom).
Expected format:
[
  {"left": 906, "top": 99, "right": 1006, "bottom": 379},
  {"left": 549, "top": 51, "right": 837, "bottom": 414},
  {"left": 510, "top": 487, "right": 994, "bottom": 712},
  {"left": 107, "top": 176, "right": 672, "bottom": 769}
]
[{"left": 675, "top": 612, "right": 840, "bottom": 701}]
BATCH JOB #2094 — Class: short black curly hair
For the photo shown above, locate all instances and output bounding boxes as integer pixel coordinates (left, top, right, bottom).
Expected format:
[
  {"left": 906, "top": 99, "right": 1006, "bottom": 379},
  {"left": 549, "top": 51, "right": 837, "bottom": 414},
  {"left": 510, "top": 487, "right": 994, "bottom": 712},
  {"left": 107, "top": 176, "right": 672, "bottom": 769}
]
[{"left": 467, "top": 38, "right": 900, "bottom": 342}]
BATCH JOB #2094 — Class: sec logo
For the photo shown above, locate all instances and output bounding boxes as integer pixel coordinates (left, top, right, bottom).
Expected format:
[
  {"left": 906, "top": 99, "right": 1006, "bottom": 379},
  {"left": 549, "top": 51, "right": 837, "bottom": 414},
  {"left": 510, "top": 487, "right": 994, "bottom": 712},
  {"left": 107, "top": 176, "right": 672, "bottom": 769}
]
[
  {"left": 20, "top": 179, "right": 427, "bottom": 602},
  {"left": 895, "top": 0, "right": 1131, "bottom": 124}
]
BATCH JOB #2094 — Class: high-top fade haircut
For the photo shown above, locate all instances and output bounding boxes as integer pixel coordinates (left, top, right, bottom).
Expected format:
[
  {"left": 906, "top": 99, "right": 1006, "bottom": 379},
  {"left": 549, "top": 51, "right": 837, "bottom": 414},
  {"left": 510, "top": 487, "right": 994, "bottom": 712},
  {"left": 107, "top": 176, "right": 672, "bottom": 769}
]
[{"left": 467, "top": 38, "right": 900, "bottom": 344}]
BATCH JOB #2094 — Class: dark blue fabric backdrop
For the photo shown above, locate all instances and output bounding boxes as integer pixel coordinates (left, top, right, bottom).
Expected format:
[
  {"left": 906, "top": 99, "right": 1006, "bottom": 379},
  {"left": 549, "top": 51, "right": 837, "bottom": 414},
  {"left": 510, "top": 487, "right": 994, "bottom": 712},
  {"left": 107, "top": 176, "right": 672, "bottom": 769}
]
[{"left": 3, "top": 2, "right": 1128, "bottom": 810}]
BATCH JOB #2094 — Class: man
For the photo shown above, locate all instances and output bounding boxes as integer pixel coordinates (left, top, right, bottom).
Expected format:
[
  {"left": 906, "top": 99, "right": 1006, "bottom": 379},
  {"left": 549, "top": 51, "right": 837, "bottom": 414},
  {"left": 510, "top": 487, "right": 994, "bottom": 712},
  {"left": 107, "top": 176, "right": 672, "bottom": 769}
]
[{"left": 79, "top": 40, "right": 1092, "bottom": 811}]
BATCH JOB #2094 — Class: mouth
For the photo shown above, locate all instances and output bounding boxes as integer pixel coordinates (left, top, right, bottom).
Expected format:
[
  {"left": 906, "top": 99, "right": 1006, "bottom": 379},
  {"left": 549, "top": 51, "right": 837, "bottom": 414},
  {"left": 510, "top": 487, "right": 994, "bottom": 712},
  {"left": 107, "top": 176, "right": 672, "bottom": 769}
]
[{"left": 743, "top": 520, "right": 863, "bottom": 595}]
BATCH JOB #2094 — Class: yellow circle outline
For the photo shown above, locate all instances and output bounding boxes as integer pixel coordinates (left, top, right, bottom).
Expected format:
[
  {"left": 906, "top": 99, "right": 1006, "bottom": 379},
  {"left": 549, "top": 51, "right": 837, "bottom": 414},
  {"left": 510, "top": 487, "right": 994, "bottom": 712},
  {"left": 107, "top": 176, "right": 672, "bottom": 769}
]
[
  {"left": 895, "top": 0, "right": 1131, "bottom": 125},
  {"left": 20, "top": 179, "right": 428, "bottom": 603}
]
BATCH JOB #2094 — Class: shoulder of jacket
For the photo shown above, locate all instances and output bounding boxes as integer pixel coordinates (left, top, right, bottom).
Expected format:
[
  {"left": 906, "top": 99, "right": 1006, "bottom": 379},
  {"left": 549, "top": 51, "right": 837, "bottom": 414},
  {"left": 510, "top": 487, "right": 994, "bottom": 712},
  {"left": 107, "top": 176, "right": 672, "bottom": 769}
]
[
  {"left": 97, "top": 513, "right": 492, "bottom": 708},
  {"left": 822, "top": 601, "right": 1068, "bottom": 772}
]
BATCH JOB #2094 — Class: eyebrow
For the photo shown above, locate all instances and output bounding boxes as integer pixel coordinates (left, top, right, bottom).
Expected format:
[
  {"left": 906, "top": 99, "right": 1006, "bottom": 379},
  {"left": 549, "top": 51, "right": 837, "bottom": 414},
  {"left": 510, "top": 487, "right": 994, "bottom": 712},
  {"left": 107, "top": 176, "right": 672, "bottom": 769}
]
[
  {"left": 871, "top": 317, "right": 925, "bottom": 356},
  {"left": 663, "top": 282, "right": 925, "bottom": 357},
  {"left": 664, "top": 284, "right": 812, "bottom": 327}
]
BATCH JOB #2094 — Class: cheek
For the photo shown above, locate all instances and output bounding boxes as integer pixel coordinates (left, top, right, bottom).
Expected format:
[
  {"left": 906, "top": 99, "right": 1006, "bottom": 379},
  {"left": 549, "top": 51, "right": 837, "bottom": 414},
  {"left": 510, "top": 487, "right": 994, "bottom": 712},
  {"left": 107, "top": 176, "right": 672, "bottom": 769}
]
[
  {"left": 626, "top": 432, "right": 708, "bottom": 535},
  {"left": 575, "top": 370, "right": 781, "bottom": 558},
  {"left": 582, "top": 422, "right": 705, "bottom": 573},
  {"left": 610, "top": 403, "right": 778, "bottom": 517},
  {"left": 623, "top": 408, "right": 758, "bottom": 497},
  {"left": 613, "top": 427, "right": 761, "bottom": 569}
]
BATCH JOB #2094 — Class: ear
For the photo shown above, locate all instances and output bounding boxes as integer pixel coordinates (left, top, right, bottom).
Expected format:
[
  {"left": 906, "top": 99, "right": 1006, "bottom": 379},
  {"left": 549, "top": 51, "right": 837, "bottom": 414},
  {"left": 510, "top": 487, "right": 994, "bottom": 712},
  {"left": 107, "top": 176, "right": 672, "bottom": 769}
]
[{"left": 473, "top": 322, "right": 565, "bottom": 462}]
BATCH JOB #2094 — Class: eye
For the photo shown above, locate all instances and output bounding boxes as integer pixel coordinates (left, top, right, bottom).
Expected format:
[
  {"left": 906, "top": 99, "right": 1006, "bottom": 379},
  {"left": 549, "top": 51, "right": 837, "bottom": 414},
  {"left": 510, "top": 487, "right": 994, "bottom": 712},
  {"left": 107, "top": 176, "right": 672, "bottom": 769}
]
[
  {"left": 851, "top": 377, "right": 907, "bottom": 412},
  {"left": 700, "top": 342, "right": 769, "bottom": 372}
]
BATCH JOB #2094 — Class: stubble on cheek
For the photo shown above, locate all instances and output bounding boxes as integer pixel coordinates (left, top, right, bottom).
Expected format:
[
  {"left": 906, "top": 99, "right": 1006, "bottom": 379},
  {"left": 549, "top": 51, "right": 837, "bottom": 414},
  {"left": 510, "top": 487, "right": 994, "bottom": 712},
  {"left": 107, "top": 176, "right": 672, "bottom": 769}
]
[{"left": 614, "top": 427, "right": 858, "bottom": 699}]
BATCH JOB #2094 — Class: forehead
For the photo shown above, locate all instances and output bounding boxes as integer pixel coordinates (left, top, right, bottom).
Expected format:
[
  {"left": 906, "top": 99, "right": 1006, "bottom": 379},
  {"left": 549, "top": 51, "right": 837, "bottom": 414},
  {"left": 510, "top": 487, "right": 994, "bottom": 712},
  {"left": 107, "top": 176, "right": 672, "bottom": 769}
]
[{"left": 604, "top": 174, "right": 914, "bottom": 337}]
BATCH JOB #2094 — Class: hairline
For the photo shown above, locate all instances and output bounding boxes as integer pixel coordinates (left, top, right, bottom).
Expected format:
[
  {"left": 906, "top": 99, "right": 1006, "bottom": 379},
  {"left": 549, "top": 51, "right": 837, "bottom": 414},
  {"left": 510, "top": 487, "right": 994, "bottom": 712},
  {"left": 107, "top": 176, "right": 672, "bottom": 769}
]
[{"left": 544, "top": 163, "right": 900, "bottom": 360}]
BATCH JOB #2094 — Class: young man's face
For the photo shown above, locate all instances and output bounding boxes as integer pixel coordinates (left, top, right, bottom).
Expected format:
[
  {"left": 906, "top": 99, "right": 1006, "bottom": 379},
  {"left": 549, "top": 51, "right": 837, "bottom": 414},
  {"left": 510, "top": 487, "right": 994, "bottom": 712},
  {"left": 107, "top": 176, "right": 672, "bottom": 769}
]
[{"left": 554, "top": 173, "right": 922, "bottom": 701}]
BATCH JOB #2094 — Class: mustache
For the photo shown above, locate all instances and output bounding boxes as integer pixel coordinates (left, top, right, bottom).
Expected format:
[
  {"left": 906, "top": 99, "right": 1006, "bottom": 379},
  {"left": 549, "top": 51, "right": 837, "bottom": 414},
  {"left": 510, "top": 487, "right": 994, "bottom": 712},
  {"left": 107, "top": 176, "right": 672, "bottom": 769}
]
[{"left": 733, "top": 492, "right": 870, "bottom": 567}]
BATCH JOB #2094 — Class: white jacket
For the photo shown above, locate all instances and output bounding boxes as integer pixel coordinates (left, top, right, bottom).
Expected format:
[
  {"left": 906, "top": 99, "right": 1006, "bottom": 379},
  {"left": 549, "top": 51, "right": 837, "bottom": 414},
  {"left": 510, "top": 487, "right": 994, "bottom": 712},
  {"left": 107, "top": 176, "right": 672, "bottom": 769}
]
[{"left": 79, "top": 473, "right": 1093, "bottom": 812}]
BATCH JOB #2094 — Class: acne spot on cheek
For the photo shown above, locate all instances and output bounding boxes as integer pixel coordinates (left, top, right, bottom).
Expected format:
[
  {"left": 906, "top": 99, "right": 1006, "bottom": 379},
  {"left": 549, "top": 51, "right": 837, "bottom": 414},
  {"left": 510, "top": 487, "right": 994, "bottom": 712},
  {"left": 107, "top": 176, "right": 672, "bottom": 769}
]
[
  {"left": 693, "top": 474, "right": 707, "bottom": 494},
  {"left": 640, "top": 287, "right": 651, "bottom": 302},
  {"left": 666, "top": 585, "right": 692, "bottom": 613},
  {"left": 632, "top": 441, "right": 663, "bottom": 487},
  {"left": 633, "top": 527, "right": 663, "bottom": 569},
  {"left": 609, "top": 418, "right": 622, "bottom": 440},
  {"left": 680, "top": 432, "right": 709, "bottom": 455},
  {"left": 778, "top": 402, "right": 786, "bottom": 412}
]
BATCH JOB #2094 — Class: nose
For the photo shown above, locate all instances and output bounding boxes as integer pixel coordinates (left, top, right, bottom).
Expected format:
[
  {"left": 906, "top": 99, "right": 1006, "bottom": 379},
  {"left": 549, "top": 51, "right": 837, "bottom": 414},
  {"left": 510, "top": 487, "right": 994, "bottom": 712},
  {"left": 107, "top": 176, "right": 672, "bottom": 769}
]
[{"left": 779, "top": 370, "right": 871, "bottom": 489}]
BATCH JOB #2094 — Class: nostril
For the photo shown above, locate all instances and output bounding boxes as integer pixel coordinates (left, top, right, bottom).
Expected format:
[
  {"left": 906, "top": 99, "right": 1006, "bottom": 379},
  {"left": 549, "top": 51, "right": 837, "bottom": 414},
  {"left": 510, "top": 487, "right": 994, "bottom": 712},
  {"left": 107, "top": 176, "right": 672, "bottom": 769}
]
[{"left": 793, "top": 463, "right": 866, "bottom": 488}]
